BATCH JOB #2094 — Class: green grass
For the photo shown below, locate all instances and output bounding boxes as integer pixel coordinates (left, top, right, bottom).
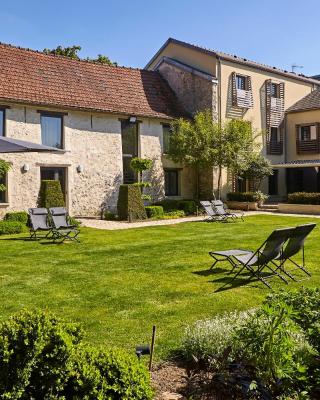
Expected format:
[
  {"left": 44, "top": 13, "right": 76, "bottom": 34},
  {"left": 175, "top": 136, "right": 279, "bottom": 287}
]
[{"left": 0, "top": 215, "right": 319, "bottom": 359}]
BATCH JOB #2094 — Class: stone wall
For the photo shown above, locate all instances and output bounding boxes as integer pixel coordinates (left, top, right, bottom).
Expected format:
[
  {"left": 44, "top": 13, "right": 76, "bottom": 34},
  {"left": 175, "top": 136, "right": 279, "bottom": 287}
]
[{"left": 0, "top": 105, "right": 173, "bottom": 217}]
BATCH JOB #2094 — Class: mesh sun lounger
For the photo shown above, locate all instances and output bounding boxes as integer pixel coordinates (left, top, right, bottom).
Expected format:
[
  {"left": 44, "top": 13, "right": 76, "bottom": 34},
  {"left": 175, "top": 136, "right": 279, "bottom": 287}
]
[
  {"left": 28, "top": 208, "right": 52, "bottom": 240},
  {"left": 200, "top": 201, "right": 219, "bottom": 222},
  {"left": 230, "top": 227, "right": 295, "bottom": 289},
  {"left": 211, "top": 200, "right": 244, "bottom": 222},
  {"left": 209, "top": 249, "right": 251, "bottom": 271},
  {"left": 49, "top": 207, "right": 80, "bottom": 243},
  {"left": 273, "top": 223, "right": 316, "bottom": 281}
]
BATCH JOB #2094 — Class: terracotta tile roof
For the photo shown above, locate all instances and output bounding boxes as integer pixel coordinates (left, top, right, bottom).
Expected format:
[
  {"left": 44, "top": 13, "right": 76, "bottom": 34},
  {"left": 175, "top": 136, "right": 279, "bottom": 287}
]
[
  {"left": 146, "top": 38, "right": 320, "bottom": 86},
  {"left": 0, "top": 42, "right": 187, "bottom": 119},
  {"left": 286, "top": 90, "right": 320, "bottom": 113}
]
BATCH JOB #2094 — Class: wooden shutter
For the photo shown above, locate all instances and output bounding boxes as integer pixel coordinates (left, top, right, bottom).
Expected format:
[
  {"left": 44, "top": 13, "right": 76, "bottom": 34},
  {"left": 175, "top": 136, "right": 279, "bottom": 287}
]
[
  {"left": 265, "top": 79, "right": 272, "bottom": 129},
  {"left": 247, "top": 76, "right": 253, "bottom": 107},
  {"left": 231, "top": 72, "right": 237, "bottom": 106}
]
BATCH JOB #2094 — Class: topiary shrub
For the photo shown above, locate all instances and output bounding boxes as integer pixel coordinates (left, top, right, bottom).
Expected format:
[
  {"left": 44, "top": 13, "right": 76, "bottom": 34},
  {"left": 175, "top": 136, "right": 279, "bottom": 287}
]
[
  {"left": 155, "top": 199, "right": 179, "bottom": 212},
  {"left": 177, "top": 200, "right": 197, "bottom": 215},
  {"left": 4, "top": 211, "right": 28, "bottom": 225},
  {"left": 104, "top": 211, "right": 117, "bottom": 221},
  {"left": 0, "top": 221, "right": 26, "bottom": 235},
  {"left": 117, "top": 184, "right": 147, "bottom": 221},
  {"left": 145, "top": 205, "right": 164, "bottom": 219},
  {"left": 163, "top": 210, "right": 185, "bottom": 219},
  {"left": 287, "top": 192, "right": 320, "bottom": 205},
  {"left": 0, "top": 309, "right": 153, "bottom": 399},
  {"left": 38, "top": 180, "right": 65, "bottom": 208}
]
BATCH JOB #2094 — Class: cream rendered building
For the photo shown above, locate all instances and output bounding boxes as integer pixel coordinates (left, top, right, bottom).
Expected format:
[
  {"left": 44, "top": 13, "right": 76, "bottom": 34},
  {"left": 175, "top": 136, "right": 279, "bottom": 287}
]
[{"left": 146, "top": 38, "right": 320, "bottom": 200}]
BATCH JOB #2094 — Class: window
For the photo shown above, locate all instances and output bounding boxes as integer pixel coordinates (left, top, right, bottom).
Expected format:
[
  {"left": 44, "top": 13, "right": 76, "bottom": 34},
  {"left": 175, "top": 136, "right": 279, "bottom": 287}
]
[
  {"left": 236, "top": 75, "right": 247, "bottom": 90},
  {"left": 163, "top": 124, "right": 172, "bottom": 154},
  {"left": 0, "top": 173, "right": 7, "bottom": 203},
  {"left": 270, "top": 83, "right": 279, "bottom": 98},
  {"left": 0, "top": 109, "right": 5, "bottom": 137},
  {"left": 299, "top": 125, "right": 317, "bottom": 141},
  {"left": 270, "top": 127, "right": 279, "bottom": 142},
  {"left": 164, "top": 169, "right": 179, "bottom": 196},
  {"left": 40, "top": 167, "right": 66, "bottom": 199},
  {"left": 121, "top": 120, "right": 138, "bottom": 184},
  {"left": 41, "top": 114, "right": 63, "bottom": 149}
]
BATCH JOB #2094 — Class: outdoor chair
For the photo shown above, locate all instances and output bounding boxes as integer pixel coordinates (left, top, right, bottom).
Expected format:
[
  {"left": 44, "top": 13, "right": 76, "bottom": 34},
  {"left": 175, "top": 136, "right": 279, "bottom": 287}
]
[
  {"left": 28, "top": 208, "right": 52, "bottom": 240},
  {"left": 273, "top": 223, "right": 316, "bottom": 281},
  {"left": 200, "top": 201, "right": 219, "bottom": 222},
  {"left": 49, "top": 207, "right": 80, "bottom": 243},
  {"left": 211, "top": 200, "right": 244, "bottom": 222},
  {"left": 228, "top": 227, "right": 295, "bottom": 289}
]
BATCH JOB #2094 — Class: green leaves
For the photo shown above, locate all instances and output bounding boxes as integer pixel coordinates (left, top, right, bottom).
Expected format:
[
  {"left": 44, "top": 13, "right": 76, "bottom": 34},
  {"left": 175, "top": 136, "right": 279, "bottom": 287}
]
[{"left": 0, "top": 159, "right": 10, "bottom": 193}]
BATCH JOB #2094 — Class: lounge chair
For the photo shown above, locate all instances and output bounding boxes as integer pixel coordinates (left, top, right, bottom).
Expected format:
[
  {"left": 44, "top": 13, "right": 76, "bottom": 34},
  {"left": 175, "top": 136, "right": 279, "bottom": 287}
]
[
  {"left": 200, "top": 201, "right": 219, "bottom": 222},
  {"left": 28, "top": 208, "right": 52, "bottom": 240},
  {"left": 229, "top": 227, "right": 295, "bottom": 289},
  {"left": 49, "top": 207, "right": 80, "bottom": 243},
  {"left": 211, "top": 200, "right": 244, "bottom": 222},
  {"left": 273, "top": 223, "right": 316, "bottom": 281}
]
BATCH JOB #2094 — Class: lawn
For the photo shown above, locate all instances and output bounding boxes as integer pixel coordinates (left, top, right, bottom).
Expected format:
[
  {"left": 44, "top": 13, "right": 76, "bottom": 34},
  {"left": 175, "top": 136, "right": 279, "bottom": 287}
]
[{"left": 0, "top": 214, "right": 319, "bottom": 359}]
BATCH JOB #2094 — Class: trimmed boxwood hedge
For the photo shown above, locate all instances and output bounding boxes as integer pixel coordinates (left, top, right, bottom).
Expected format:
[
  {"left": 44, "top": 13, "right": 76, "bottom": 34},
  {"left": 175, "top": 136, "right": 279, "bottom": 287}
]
[
  {"left": 226, "top": 192, "right": 257, "bottom": 202},
  {"left": 155, "top": 199, "right": 196, "bottom": 215},
  {"left": 145, "top": 205, "right": 164, "bottom": 218},
  {"left": 38, "top": 180, "right": 65, "bottom": 208},
  {"left": 117, "top": 184, "right": 147, "bottom": 221},
  {"left": 4, "top": 211, "right": 28, "bottom": 225},
  {"left": 0, "top": 221, "right": 26, "bottom": 235},
  {"left": 287, "top": 192, "right": 320, "bottom": 205}
]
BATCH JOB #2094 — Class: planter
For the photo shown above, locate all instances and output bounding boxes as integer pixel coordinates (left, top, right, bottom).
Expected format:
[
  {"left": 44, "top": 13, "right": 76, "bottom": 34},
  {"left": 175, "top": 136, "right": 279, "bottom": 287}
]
[
  {"left": 226, "top": 201, "right": 259, "bottom": 211},
  {"left": 278, "top": 203, "right": 320, "bottom": 215}
]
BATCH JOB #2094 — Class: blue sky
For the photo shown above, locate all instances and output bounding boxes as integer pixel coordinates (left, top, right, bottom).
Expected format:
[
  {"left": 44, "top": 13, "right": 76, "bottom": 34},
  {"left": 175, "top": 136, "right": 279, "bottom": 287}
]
[{"left": 0, "top": 0, "right": 319, "bottom": 76}]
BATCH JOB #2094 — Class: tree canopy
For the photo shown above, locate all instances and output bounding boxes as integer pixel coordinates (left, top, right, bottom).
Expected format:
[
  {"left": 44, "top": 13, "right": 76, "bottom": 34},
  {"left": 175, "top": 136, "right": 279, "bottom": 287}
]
[
  {"left": 0, "top": 159, "right": 11, "bottom": 192},
  {"left": 43, "top": 45, "right": 117, "bottom": 66}
]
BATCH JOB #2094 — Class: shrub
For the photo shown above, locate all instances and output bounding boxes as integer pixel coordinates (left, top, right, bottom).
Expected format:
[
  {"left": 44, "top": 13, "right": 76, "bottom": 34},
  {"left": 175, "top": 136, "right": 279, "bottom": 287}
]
[
  {"left": 68, "top": 216, "right": 81, "bottom": 227},
  {"left": 38, "top": 180, "right": 65, "bottom": 208},
  {"left": 104, "top": 211, "right": 117, "bottom": 221},
  {"left": 155, "top": 199, "right": 196, "bottom": 215},
  {"left": 117, "top": 184, "right": 147, "bottom": 221},
  {"left": 155, "top": 199, "right": 179, "bottom": 211},
  {"left": 182, "top": 310, "right": 253, "bottom": 369},
  {"left": 145, "top": 205, "right": 164, "bottom": 218},
  {"left": 4, "top": 211, "right": 28, "bottom": 225},
  {"left": 0, "top": 221, "right": 26, "bottom": 235},
  {"left": 287, "top": 192, "right": 320, "bottom": 205},
  {"left": 0, "top": 309, "right": 153, "bottom": 399},
  {"left": 227, "top": 191, "right": 257, "bottom": 202},
  {"left": 163, "top": 210, "right": 185, "bottom": 218}
]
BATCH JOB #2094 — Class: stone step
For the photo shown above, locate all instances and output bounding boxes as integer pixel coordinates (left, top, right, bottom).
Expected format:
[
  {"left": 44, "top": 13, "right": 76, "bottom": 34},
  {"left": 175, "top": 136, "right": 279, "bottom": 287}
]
[{"left": 259, "top": 204, "right": 279, "bottom": 210}]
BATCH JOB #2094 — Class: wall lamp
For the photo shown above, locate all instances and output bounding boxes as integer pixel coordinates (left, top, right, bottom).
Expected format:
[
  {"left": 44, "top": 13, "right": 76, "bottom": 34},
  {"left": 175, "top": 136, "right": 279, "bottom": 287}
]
[
  {"left": 22, "top": 164, "right": 30, "bottom": 172},
  {"left": 129, "top": 116, "right": 137, "bottom": 123},
  {"left": 77, "top": 165, "right": 84, "bottom": 173}
]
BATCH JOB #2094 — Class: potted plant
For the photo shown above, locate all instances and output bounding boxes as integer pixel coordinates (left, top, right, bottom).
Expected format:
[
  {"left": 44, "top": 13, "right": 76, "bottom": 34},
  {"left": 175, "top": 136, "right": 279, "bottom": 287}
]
[{"left": 253, "top": 191, "right": 269, "bottom": 208}]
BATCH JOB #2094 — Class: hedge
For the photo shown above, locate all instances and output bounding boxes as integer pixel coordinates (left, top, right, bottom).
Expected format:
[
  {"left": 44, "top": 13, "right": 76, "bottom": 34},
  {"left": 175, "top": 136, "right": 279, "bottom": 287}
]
[
  {"left": 226, "top": 192, "right": 257, "bottom": 202},
  {"left": 38, "top": 180, "right": 65, "bottom": 208},
  {"left": 145, "top": 205, "right": 164, "bottom": 218},
  {"left": 0, "top": 221, "right": 26, "bottom": 235},
  {"left": 287, "top": 192, "right": 320, "bottom": 205},
  {"left": 155, "top": 199, "right": 196, "bottom": 215},
  {"left": 117, "top": 184, "right": 147, "bottom": 221},
  {"left": 0, "top": 309, "right": 153, "bottom": 399},
  {"left": 4, "top": 211, "right": 28, "bottom": 225}
]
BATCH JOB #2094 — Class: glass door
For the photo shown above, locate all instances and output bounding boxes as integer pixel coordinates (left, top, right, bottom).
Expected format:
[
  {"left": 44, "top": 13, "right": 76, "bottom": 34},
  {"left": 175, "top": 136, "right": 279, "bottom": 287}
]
[
  {"left": 40, "top": 167, "right": 66, "bottom": 199},
  {"left": 121, "top": 120, "right": 138, "bottom": 183}
]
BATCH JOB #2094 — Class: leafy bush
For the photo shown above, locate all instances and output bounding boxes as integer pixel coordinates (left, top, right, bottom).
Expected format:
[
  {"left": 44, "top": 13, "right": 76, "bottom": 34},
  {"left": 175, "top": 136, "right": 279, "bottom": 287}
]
[
  {"left": 0, "top": 309, "right": 153, "bottom": 399},
  {"left": 183, "top": 310, "right": 253, "bottom": 369},
  {"left": 117, "top": 184, "right": 147, "bottom": 221},
  {"left": 163, "top": 210, "right": 185, "bottom": 218},
  {"left": 38, "top": 180, "right": 65, "bottom": 208},
  {"left": 227, "top": 191, "right": 257, "bottom": 202},
  {"left": 104, "top": 211, "right": 117, "bottom": 221},
  {"left": 155, "top": 199, "right": 179, "bottom": 211},
  {"left": 68, "top": 216, "right": 81, "bottom": 227},
  {"left": 145, "top": 205, "right": 164, "bottom": 218},
  {"left": 287, "top": 192, "right": 320, "bottom": 205},
  {"left": 0, "top": 221, "right": 26, "bottom": 235},
  {"left": 4, "top": 211, "right": 28, "bottom": 225}
]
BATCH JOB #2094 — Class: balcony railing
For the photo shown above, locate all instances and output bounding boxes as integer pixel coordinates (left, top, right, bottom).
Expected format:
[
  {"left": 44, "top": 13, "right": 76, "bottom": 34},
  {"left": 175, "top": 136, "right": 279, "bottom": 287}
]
[
  {"left": 296, "top": 139, "right": 320, "bottom": 154},
  {"left": 267, "top": 140, "right": 283, "bottom": 155},
  {"left": 235, "top": 89, "right": 253, "bottom": 108}
]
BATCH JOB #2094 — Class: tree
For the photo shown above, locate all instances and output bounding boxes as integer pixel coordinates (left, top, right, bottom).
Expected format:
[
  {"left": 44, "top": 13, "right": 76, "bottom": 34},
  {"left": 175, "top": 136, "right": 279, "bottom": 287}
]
[
  {"left": 130, "top": 157, "right": 153, "bottom": 201},
  {"left": 43, "top": 45, "right": 117, "bottom": 65},
  {"left": 238, "top": 152, "right": 273, "bottom": 191},
  {"left": 0, "top": 159, "right": 10, "bottom": 193},
  {"left": 169, "top": 110, "right": 261, "bottom": 199}
]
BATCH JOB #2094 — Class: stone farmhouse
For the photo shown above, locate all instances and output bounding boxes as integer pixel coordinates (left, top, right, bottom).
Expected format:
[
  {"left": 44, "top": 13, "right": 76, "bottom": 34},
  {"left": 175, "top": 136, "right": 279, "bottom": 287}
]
[{"left": 1, "top": 39, "right": 320, "bottom": 217}]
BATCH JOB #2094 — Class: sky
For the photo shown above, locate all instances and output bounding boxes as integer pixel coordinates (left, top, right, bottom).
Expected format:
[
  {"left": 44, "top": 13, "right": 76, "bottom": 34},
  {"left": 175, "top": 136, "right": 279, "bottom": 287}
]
[{"left": 0, "top": 0, "right": 319, "bottom": 76}]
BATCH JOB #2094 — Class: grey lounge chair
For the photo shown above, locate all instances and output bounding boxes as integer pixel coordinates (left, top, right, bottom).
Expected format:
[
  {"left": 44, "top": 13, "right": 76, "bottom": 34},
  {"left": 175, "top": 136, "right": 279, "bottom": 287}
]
[
  {"left": 49, "top": 207, "right": 80, "bottom": 243},
  {"left": 273, "top": 223, "right": 316, "bottom": 281},
  {"left": 28, "top": 208, "right": 52, "bottom": 240},
  {"left": 200, "top": 201, "right": 219, "bottom": 222},
  {"left": 211, "top": 200, "right": 244, "bottom": 222},
  {"left": 230, "top": 227, "right": 295, "bottom": 289}
]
